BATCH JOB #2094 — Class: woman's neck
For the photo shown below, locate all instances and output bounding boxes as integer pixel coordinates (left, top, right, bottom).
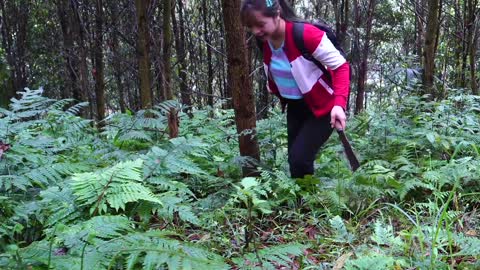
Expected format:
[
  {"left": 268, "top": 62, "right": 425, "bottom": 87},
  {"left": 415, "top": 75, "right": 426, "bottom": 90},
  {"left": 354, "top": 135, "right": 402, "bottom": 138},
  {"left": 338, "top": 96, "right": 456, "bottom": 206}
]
[{"left": 269, "top": 19, "right": 286, "bottom": 49}]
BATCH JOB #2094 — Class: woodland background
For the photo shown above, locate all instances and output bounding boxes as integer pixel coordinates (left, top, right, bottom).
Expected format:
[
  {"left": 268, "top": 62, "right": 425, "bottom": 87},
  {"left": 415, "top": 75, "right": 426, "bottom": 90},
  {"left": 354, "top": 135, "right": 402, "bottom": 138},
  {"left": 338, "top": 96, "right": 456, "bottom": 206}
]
[
  {"left": 0, "top": 0, "right": 478, "bottom": 117},
  {"left": 0, "top": 0, "right": 479, "bottom": 269}
]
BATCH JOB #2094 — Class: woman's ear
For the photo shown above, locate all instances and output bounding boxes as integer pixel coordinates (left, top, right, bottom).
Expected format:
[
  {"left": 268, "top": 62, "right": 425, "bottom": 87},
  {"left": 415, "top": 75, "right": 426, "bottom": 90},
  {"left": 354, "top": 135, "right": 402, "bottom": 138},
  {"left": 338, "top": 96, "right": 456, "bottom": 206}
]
[{"left": 274, "top": 10, "right": 281, "bottom": 19}]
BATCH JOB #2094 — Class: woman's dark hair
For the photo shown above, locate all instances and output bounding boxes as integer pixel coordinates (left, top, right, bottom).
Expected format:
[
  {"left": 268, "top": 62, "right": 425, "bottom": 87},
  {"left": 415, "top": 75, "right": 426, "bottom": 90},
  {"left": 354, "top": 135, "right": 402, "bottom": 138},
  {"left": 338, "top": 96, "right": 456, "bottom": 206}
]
[{"left": 240, "top": 0, "right": 300, "bottom": 26}]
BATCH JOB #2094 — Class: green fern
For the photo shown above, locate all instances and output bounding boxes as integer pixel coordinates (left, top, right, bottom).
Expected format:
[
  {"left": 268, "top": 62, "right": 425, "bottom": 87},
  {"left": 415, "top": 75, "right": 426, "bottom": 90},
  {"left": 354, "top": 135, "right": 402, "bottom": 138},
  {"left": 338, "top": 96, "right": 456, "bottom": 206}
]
[
  {"left": 9, "top": 87, "right": 54, "bottom": 119},
  {"left": 232, "top": 243, "right": 305, "bottom": 270},
  {"left": 39, "top": 186, "right": 80, "bottom": 227},
  {"left": 344, "top": 255, "right": 405, "bottom": 270},
  {"left": 0, "top": 175, "right": 31, "bottom": 191},
  {"left": 70, "top": 159, "right": 162, "bottom": 215},
  {"left": 329, "top": 216, "right": 355, "bottom": 243},
  {"left": 370, "top": 220, "right": 404, "bottom": 252},
  {"left": 146, "top": 144, "right": 208, "bottom": 176},
  {"left": 452, "top": 233, "right": 480, "bottom": 256},
  {"left": 4, "top": 216, "right": 133, "bottom": 270},
  {"left": 154, "top": 193, "right": 200, "bottom": 225},
  {"left": 114, "top": 231, "right": 229, "bottom": 270}
]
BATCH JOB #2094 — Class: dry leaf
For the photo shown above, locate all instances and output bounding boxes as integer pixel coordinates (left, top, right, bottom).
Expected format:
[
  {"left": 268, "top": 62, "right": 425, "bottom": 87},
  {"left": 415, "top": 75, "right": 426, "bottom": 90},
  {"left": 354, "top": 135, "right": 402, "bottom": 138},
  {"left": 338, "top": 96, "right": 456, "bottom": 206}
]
[{"left": 333, "top": 252, "right": 353, "bottom": 270}]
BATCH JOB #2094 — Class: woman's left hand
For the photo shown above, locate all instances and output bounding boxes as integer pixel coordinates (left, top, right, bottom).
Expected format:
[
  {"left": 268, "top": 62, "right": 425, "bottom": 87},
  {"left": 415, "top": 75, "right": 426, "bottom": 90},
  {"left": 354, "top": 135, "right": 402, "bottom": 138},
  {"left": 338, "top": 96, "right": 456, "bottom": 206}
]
[{"left": 330, "top": 105, "right": 347, "bottom": 130}]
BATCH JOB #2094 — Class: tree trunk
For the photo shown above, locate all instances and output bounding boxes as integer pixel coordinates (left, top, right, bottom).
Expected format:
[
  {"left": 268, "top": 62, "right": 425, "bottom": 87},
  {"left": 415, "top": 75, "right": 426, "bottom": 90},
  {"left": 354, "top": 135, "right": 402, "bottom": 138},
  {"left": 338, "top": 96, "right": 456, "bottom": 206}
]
[
  {"left": 94, "top": 0, "right": 105, "bottom": 124},
  {"left": 222, "top": 0, "right": 260, "bottom": 176},
  {"left": 0, "top": 0, "right": 30, "bottom": 99},
  {"left": 352, "top": 0, "right": 360, "bottom": 112},
  {"left": 109, "top": 1, "right": 126, "bottom": 112},
  {"left": 135, "top": 0, "right": 152, "bottom": 109},
  {"left": 331, "top": 0, "right": 349, "bottom": 50},
  {"left": 171, "top": 0, "right": 192, "bottom": 114},
  {"left": 71, "top": 0, "right": 92, "bottom": 117},
  {"left": 340, "top": 0, "right": 350, "bottom": 50},
  {"left": 203, "top": 0, "right": 214, "bottom": 107},
  {"left": 467, "top": 0, "right": 478, "bottom": 94},
  {"left": 414, "top": 0, "right": 425, "bottom": 59},
  {"left": 217, "top": 0, "right": 231, "bottom": 109},
  {"left": 354, "top": 0, "right": 376, "bottom": 115},
  {"left": 163, "top": 0, "right": 173, "bottom": 100},
  {"left": 56, "top": 0, "right": 80, "bottom": 100},
  {"left": 459, "top": 0, "right": 468, "bottom": 88},
  {"left": 423, "top": 0, "right": 441, "bottom": 98}
]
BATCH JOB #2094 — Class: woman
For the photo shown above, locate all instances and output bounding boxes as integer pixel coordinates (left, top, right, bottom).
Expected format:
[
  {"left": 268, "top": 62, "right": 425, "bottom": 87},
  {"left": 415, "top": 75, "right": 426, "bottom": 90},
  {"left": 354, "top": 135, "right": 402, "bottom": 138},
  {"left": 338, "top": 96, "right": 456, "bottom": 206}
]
[{"left": 240, "top": 0, "right": 351, "bottom": 178}]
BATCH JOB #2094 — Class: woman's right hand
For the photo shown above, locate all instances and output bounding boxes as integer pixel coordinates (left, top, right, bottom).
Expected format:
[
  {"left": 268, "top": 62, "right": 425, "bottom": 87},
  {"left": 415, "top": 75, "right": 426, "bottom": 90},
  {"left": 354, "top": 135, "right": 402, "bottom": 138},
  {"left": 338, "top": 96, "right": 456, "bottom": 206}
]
[{"left": 330, "top": 105, "right": 346, "bottom": 130}]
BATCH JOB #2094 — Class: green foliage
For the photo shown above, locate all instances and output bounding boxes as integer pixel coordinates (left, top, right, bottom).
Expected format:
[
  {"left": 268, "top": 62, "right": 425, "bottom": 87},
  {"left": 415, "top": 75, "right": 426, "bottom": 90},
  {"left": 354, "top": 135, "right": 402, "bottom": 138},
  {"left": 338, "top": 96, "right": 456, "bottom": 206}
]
[
  {"left": 70, "top": 159, "right": 162, "bottom": 215},
  {"left": 370, "top": 220, "right": 404, "bottom": 252},
  {"left": 1, "top": 88, "right": 479, "bottom": 269},
  {"left": 1, "top": 216, "right": 228, "bottom": 270},
  {"left": 344, "top": 255, "right": 403, "bottom": 270},
  {"left": 232, "top": 243, "right": 305, "bottom": 270},
  {"left": 329, "top": 216, "right": 355, "bottom": 244},
  {"left": 112, "top": 231, "right": 229, "bottom": 270}
]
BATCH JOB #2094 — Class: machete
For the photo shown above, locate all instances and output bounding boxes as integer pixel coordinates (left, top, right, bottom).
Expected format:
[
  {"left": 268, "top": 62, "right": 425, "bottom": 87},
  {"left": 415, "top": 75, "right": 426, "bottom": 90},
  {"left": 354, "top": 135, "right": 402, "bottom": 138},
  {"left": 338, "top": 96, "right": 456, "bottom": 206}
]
[{"left": 336, "top": 128, "right": 360, "bottom": 171}]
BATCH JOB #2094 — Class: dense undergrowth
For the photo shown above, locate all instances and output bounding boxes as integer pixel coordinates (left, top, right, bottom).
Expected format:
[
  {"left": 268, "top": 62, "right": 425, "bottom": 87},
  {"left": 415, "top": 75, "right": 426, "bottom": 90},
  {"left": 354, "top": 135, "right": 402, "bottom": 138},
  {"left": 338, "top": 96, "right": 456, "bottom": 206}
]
[{"left": 0, "top": 87, "right": 479, "bottom": 270}]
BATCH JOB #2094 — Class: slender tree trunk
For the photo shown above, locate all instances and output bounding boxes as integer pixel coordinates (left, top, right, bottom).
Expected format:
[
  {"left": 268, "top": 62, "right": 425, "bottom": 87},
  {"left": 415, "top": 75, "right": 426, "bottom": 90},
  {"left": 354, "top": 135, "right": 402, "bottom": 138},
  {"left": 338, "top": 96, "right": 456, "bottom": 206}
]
[
  {"left": 109, "top": 1, "right": 126, "bottom": 112},
  {"left": 459, "top": 0, "right": 469, "bottom": 87},
  {"left": 340, "top": 0, "right": 350, "bottom": 50},
  {"left": 94, "top": 0, "right": 105, "bottom": 124},
  {"left": 203, "top": 0, "right": 214, "bottom": 107},
  {"left": 56, "top": 0, "right": 81, "bottom": 100},
  {"left": 467, "top": 0, "right": 478, "bottom": 94},
  {"left": 453, "top": 0, "right": 462, "bottom": 87},
  {"left": 0, "top": 0, "right": 29, "bottom": 98},
  {"left": 163, "top": 0, "right": 173, "bottom": 100},
  {"left": 331, "top": 0, "right": 349, "bottom": 50},
  {"left": 414, "top": 0, "right": 425, "bottom": 59},
  {"left": 71, "top": 0, "right": 91, "bottom": 117},
  {"left": 135, "top": 0, "right": 152, "bottom": 109},
  {"left": 217, "top": 0, "right": 231, "bottom": 109},
  {"left": 352, "top": 0, "right": 360, "bottom": 112},
  {"left": 354, "top": 0, "right": 376, "bottom": 115},
  {"left": 172, "top": 0, "right": 192, "bottom": 114},
  {"left": 423, "top": 0, "right": 441, "bottom": 98},
  {"left": 222, "top": 0, "right": 260, "bottom": 176}
]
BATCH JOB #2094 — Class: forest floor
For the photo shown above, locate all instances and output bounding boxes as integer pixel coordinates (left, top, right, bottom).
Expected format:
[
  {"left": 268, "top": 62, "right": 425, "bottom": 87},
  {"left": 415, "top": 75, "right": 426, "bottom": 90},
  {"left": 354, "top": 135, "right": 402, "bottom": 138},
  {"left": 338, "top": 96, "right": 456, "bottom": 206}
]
[{"left": 0, "top": 89, "right": 479, "bottom": 269}]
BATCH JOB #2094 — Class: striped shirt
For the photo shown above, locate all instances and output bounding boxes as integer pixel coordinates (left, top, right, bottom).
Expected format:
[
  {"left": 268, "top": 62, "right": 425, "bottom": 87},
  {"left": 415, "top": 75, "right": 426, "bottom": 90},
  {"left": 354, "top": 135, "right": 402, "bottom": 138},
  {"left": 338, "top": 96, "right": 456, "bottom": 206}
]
[{"left": 268, "top": 41, "right": 303, "bottom": 99}]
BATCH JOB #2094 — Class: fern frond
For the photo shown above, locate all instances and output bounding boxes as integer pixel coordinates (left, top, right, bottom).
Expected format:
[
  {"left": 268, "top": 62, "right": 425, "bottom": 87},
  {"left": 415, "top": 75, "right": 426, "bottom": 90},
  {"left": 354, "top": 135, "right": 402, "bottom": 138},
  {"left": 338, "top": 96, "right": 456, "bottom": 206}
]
[
  {"left": 114, "top": 231, "right": 229, "bottom": 270},
  {"left": 65, "top": 101, "right": 89, "bottom": 116},
  {"left": 398, "top": 178, "right": 435, "bottom": 200},
  {"left": 118, "top": 130, "right": 153, "bottom": 142},
  {"left": 0, "top": 175, "right": 31, "bottom": 191},
  {"left": 453, "top": 233, "right": 480, "bottom": 256},
  {"left": 40, "top": 186, "right": 80, "bottom": 227},
  {"left": 155, "top": 194, "right": 200, "bottom": 225},
  {"left": 48, "top": 98, "right": 75, "bottom": 111},
  {"left": 148, "top": 146, "right": 207, "bottom": 176},
  {"left": 370, "top": 220, "right": 404, "bottom": 251},
  {"left": 70, "top": 159, "right": 162, "bottom": 214},
  {"left": 153, "top": 100, "right": 179, "bottom": 115},
  {"left": 25, "top": 165, "right": 63, "bottom": 185},
  {"left": 232, "top": 243, "right": 305, "bottom": 270},
  {"left": 329, "top": 215, "right": 355, "bottom": 243},
  {"left": 344, "top": 255, "right": 402, "bottom": 270},
  {"left": 10, "top": 87, "right": 54, "bottom": 116},
  {"left": 318, "top": 189, "right": 350, "bottom": 214}
]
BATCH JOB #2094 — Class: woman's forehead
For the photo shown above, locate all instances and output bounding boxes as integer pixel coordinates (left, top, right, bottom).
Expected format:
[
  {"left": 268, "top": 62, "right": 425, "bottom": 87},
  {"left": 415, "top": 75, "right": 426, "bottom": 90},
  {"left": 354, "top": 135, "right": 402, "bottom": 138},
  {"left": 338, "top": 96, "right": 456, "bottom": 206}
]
[{"left": 242, "top": 10, "right": 269, "bottom": 27}]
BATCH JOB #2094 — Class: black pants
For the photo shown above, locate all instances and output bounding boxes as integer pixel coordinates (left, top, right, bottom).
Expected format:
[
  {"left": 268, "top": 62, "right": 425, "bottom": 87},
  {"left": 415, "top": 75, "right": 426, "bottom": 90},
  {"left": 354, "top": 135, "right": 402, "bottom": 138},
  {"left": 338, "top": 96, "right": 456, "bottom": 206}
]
[{"left": 286, "top": 99, "right": 333, "bottom": 178}]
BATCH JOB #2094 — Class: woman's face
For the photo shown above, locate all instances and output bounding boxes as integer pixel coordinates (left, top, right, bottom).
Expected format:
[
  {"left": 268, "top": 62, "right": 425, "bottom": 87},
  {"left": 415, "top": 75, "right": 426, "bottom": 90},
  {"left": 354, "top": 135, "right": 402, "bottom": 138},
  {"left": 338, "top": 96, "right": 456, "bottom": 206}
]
[{"left": 245, "top": 10, "right": 280, "bottom": 41}]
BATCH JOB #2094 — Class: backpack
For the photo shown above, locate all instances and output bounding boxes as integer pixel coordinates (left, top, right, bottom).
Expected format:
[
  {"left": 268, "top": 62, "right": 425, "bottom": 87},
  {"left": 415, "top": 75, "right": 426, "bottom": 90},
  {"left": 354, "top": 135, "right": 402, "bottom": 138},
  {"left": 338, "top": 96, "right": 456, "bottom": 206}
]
[{"left": 292, "top": 20, "right": 346, "bottom": 84}]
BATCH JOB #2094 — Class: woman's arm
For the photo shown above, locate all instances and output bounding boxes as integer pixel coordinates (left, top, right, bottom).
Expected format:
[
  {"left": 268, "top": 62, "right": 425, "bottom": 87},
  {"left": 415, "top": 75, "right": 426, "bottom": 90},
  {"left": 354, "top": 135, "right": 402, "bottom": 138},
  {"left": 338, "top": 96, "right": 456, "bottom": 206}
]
[
  {"left": 302, "top": 24, "right": 350, "bottom": 129},
  {"left": 302, "top": 24, "right": 350, "bottom": 111}
]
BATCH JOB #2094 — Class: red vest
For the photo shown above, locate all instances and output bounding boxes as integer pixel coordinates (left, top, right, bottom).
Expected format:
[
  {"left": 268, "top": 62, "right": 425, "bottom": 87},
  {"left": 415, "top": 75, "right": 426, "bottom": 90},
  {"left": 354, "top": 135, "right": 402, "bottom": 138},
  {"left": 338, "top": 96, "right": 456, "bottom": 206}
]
[{"left": 263, "top": 21, "right": 350, "bottom": 117}]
